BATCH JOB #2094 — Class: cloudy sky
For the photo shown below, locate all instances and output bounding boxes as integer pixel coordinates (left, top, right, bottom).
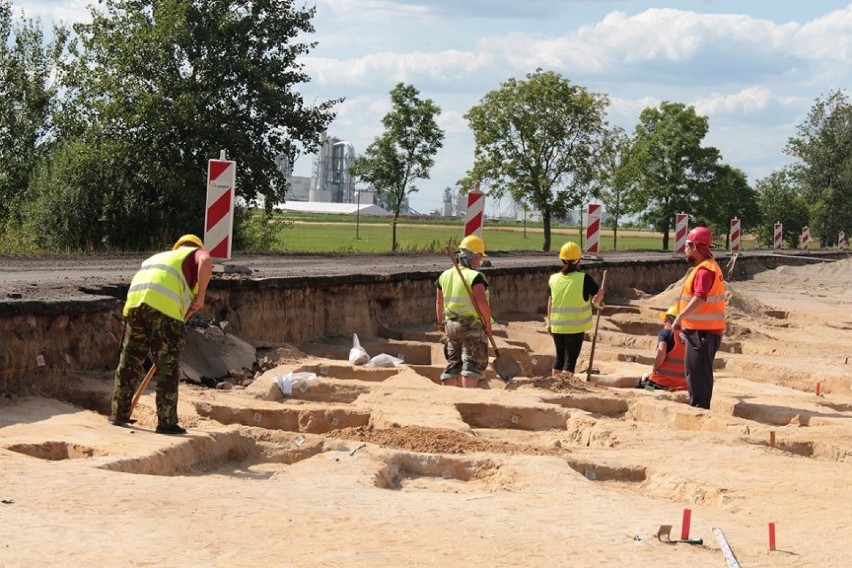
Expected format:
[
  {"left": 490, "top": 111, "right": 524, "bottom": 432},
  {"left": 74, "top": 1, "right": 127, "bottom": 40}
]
[{"left": 15, "top": 0, "right": 852, "bottom": 214}]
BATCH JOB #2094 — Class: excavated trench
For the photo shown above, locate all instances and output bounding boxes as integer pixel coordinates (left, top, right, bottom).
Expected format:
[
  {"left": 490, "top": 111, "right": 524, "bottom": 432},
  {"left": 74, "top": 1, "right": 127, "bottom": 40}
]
[{"left": 4, "top": 251, "right": 852, "bottom": 493}]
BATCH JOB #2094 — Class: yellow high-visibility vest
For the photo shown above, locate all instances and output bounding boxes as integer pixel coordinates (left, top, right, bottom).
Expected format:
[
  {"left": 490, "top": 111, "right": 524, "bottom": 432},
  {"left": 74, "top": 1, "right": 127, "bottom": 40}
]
[
  {"left": 123, "top": 247, "right": 199, "bottom": 321},
  {"left": 548, "top": 272, "right": 593, "bottom": 334},
  {"left": 439, "top": 267, "right": 488, "bottom": 321}
]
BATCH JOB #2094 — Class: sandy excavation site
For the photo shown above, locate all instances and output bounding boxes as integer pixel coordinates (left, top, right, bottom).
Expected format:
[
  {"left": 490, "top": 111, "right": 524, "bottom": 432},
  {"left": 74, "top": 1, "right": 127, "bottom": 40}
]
[{"left": 3, "top": 255, "right": 852, "bottom": 567}]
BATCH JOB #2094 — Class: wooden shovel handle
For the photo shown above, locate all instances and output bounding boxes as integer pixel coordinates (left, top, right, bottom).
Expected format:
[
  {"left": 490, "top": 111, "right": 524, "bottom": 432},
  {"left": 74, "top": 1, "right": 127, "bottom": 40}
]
[
  {"left": 129, "top": 362, "right": 156, "bottom": 417},
  {"left": 585, "top": 269, "right": 607, "bottom": 382}
]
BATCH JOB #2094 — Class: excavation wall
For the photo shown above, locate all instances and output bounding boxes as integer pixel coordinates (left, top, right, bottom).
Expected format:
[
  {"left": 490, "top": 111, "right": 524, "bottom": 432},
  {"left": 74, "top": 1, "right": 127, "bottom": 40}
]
[{"left": 0, "top": 253, "right": 838, "bottom": 391}]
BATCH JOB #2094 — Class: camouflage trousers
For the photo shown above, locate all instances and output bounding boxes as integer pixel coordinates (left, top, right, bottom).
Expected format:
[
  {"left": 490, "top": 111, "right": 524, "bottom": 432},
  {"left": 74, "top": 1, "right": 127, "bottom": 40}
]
[
  {"left": 111, "top": 303, "right": 186, "bottom": 426},
  {"left": 442, "top": 315, "right": 488, "bottom": 381}
]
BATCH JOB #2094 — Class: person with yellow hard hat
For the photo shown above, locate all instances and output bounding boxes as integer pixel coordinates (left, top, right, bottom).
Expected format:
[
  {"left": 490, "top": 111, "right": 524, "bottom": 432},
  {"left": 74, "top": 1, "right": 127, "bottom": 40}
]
[
  {"left": 635, "top": 305, "right": 687, "bottom": 391},
  {"left": 546, "top": 241, "right": 604, "bottom": 379},
  {"left": 110, "top": 234, "right": 213, "bottom": 434},
  {"left": 671, "top": 226, "right": 726, "bottom": 409},
  {"left": 435, "top": 234, "right": 492, "bottom": 388}
]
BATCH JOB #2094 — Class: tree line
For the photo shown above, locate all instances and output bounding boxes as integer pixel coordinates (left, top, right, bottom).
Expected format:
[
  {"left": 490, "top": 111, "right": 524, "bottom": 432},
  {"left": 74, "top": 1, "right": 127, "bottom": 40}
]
[{"left": 2, "top": 2, "right": 850, "bottom": 253}]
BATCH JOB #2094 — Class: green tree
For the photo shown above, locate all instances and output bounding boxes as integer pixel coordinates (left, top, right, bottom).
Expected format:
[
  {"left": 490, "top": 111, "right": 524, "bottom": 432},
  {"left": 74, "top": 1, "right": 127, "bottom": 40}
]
[
  {"left": 348, "top": 82, "right": 444, "bottom": 252},
  {"left": 52, "top": 0, "right": 337, "bottom": 248},
  {"left": 0, "top": 2, "right": 67, "bottom": 225},
  {"left": 701, "top": 165, "right": 760, "bottom": 249},
  {"left": 598, "top": 127, "right": 634, "bottom": 250},
  {"left": 625, "top": 102, "right": 721, "bottom": 250},
  {"left": 785, "top": 90, "right": 852, "bottom": 245},
  {"left": 464, "top": 69, "right": 609, "bottom": 252},
  {"left": 755, "top": 169, "right": 809, "bottom": 249}
]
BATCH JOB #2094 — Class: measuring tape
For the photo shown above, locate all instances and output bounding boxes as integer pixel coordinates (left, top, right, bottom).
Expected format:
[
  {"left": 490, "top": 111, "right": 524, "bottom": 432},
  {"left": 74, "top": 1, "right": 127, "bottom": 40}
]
[{"left": 712, "top": 527, "right": 741, "bottom": 568}]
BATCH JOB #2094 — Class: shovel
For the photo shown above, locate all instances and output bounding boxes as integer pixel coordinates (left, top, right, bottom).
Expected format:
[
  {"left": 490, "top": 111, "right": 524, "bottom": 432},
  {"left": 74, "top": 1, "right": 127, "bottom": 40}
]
[
  {"left": 445, "top": 241, "right": 522, "bottom": 384},
  {"left": 585, "top": 269, "right": 607, "bottom": 382}
]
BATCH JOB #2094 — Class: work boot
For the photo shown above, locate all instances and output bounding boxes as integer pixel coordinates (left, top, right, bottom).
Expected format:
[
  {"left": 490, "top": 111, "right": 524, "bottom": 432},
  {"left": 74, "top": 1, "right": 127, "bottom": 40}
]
[
  {"left": 155, "top": 424, "right": 187, "bottom": 435},
  {"left": 110, "top": 417, "right": 137, "bottom": 427}
]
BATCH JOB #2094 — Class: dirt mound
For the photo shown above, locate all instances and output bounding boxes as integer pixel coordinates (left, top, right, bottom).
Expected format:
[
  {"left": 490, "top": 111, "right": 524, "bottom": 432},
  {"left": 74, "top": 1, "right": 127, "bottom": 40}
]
[
  {"left": 726, "top": 283, "right": 772, "bottom": 318},
  {"left": 331, "top": 425, "right": 566, "bottom": 457},
  {"left": 258, "top": 344, "right": 310, "bottom": 369},
  {"left": 643, "top": 273, "right": 770, "bottom": 320},
  {"left": 530, "top": 375, "right": 596, "bottom": 393}
]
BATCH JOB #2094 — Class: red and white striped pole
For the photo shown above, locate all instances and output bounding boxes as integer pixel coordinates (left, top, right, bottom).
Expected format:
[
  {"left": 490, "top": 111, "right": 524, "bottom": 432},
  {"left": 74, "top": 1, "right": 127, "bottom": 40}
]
[
  {"left": 464, "top": 182, "right": 484, "bottom": 238},
  {"left": 730, "top": 217, "right": 741, "bottom": 253},
  {"left": 801, "top": 225, "right": 810, "bottom": 252},
  {"left": 585, "top": 203, "right": 602, "bottom": 256},
  {"left": 204, "top": 151, "right": 236, "bottom": 260},
  {"left": 773, "top": 222, "right": 783, "bottom": 250},
  {"left": 839, "top": 231, "right": 846, "bottom": 250},
  {"left": 675, "top": 213, "right": 688, "bottom": 253}
]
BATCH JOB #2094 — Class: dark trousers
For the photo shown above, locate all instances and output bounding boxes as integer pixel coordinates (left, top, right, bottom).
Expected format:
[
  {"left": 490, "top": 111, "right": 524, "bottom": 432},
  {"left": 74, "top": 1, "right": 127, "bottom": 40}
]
[
  {"left": 551, "top": 332, "right": 585, "bottom": 373},
  {"left": 682, "top": 330, "right": 722, "bottom": 409}
]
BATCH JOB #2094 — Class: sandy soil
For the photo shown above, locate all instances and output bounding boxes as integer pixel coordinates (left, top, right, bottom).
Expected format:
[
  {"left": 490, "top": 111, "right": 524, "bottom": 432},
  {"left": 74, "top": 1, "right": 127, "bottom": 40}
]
[{"left": 3, "top": 258, "right": 852, "bottom": 567}]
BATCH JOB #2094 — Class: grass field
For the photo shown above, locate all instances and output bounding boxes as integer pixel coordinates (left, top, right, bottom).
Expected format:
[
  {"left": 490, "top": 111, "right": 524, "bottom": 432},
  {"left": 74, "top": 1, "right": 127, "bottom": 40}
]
[{"left": 266, "top": 213, "right": 763, "bottom": 254}]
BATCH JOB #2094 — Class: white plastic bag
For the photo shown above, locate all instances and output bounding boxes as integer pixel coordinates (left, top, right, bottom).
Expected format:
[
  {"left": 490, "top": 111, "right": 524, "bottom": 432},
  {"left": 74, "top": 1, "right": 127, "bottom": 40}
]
[
  {"left": 274, "top": 371, "right": 319, "bottom": 396},
  {"left": 365, "top": 353, "right": 404, "bottom": 368},
  {"left": 348, "top": 333, "right": 370, "bottom": 366}
]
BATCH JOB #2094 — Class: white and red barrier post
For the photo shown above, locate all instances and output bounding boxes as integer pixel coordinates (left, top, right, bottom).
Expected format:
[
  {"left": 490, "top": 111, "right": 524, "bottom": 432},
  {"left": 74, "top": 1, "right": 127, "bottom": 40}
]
[
  {"left": 839, "top": 231, "right": 846, "bottom": 250},
  {"left": 204, "top": 151, "right": 236, "bottom": 260},
  {"left": 773, "top": 222, "right": 783, "bottom": 250},
  {"left": 464, "top": 182, "right": 484, "bottom": 238},
  {"left": 675, "top": 213, "right": 688, "bottom": 253},
  {"left": 730, "top": 217, "right": 741, "bottom": 253},
  {"left": 585, "top": 203, "right": 601, "bottom": 256},
  {"left": 801, "top": 225, "right": 810, "bottom": 252}
]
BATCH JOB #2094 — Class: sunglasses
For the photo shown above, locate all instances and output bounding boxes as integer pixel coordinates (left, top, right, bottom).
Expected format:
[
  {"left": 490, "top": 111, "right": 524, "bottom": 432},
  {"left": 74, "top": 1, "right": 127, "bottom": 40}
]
[{"left": 685, "top": 242, "right": 696, "bottom": 248}]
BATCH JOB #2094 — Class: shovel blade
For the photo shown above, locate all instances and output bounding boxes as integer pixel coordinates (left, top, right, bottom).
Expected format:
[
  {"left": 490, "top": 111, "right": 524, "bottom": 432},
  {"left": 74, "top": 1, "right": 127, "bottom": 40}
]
[{"left": 492, "top": 352, "right": 522, "bottom": 384}]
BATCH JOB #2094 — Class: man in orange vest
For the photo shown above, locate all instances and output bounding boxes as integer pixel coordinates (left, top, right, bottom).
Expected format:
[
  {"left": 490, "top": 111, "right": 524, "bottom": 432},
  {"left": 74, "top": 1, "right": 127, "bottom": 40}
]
[
  {"left": 636, "top": 306, "right": 686, "bottom": 391},
  {"left": 672, "top": 227, "right": 726, "bottom": 409}
]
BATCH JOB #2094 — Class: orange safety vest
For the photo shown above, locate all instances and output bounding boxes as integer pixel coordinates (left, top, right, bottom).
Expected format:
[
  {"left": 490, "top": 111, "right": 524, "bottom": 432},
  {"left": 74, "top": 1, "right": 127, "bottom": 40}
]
[
  {"left": 677, "top": 259, "right": 726, "bottom": 332},
  {"left": 649, "top": 332, "right": 686, "bottom": 391}
]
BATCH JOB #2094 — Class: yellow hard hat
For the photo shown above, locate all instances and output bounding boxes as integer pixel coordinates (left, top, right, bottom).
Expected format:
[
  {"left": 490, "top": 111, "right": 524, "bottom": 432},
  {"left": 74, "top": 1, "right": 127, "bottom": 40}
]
[
  {"left": 559, "top": 241, "right": 581, "bottom": 261},
  {"left": 173, "top": 234, "right": 204, "bottom": 250},
  {"left": 459, "top": 235, "right": 486, "bottom": 256},
  {"left": 660, "top": 305, "right": 678, "bottom": 320}
]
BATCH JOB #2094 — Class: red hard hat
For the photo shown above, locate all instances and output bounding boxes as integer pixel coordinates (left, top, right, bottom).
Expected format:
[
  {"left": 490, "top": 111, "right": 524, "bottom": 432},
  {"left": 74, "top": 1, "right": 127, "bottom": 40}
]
[{"left": 687, "top": 227, "right": 713, "bottom": 247}]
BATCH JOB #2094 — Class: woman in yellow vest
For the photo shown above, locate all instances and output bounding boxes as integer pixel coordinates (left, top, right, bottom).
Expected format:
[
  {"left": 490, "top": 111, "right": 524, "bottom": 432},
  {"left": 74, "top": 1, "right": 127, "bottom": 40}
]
[
  {"left": 110, "top": 234, "right": 213, "bottom": 434},
  {"left": 547, "top": 242, "right": 604, "bottom": 378},
  {"left": 672, "top": 227, "right": 726, "bottom": 409},
  {"left": 636, "top": 306, "right": 687, "bottom": 391},
  {"left": 435, "top": 235, "right": 492, "bottom": 388}
]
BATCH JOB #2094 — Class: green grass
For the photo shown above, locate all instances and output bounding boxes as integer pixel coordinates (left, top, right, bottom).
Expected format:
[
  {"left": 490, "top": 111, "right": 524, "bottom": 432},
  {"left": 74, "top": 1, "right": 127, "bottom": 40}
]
[{"left": 268, "top": 216, "right": 731, "bottom": 253}]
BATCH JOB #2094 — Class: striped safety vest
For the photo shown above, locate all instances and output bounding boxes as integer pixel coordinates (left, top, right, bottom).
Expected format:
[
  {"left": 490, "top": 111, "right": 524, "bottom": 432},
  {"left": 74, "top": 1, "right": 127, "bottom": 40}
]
[
  {"left": 123, "top": 247, "right": 199, "bottom": 321},
  {"left": 438, "top": 266, "right": 488, "bottom": 321},
  {"left": 649, "top": 332, "right": 686, "bottom": 390},
  {"left": 677, "top": 259, "right": 726, "bottom": 331},
  {"left": 548, "top": 271, "right": 593, "bottom": 334}
]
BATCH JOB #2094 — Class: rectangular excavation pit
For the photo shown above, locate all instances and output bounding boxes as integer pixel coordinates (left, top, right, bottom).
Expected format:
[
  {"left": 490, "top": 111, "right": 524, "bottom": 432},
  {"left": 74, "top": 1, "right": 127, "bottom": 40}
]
[
  {"left": 6, "top": 441, "right": 103, "bottom": 461},
  {"left": 566, "top": 459, "right": 647, "bottom": 483},
  {"left": 542, "top": 396, "right": 629, "bottom": 417},
  {"left": 278, "top": 381, "right": 370, "bottom": 404},
  {"left": 732, "top": 402, "right": 812, "bottom": 426},
  {"left": 195, "top": 402, "right": 371, "bottom": 434},
  {"left": 299, "top": 339, "right": 432, "bottom": 365},
  {"left": 98, "top": 431, "right": 324, "bottom": 476},
  {"left": 373, "top": 452, "right": 501, "bottom": 490},
  {"left": 456, "top": 403, "right": 569, "bottom": 431},
  {"left": 771, "top": 440, "right": 852, "bottom": 461},
  {"left": 296, "top": 364, "right": 399, "bottom": 382},
  {"left": 409, "top": 365, "right": 442, "bottom": 385}
]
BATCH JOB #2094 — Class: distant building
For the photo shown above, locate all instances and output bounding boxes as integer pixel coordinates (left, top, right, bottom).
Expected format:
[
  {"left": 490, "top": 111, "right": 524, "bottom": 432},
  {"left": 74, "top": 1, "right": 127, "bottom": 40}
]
[{"left": 274, "top": 132, "right": 419, "bottom": 215}]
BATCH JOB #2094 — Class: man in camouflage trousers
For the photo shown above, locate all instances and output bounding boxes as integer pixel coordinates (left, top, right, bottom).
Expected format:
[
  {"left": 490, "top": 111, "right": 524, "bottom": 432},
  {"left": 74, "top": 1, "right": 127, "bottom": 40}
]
[
  {"left": 436, "top": 235, "right": 492, "bottom": 388},
  {"left": 111, "top": 234, "right": 212, "bottom": 435}
]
